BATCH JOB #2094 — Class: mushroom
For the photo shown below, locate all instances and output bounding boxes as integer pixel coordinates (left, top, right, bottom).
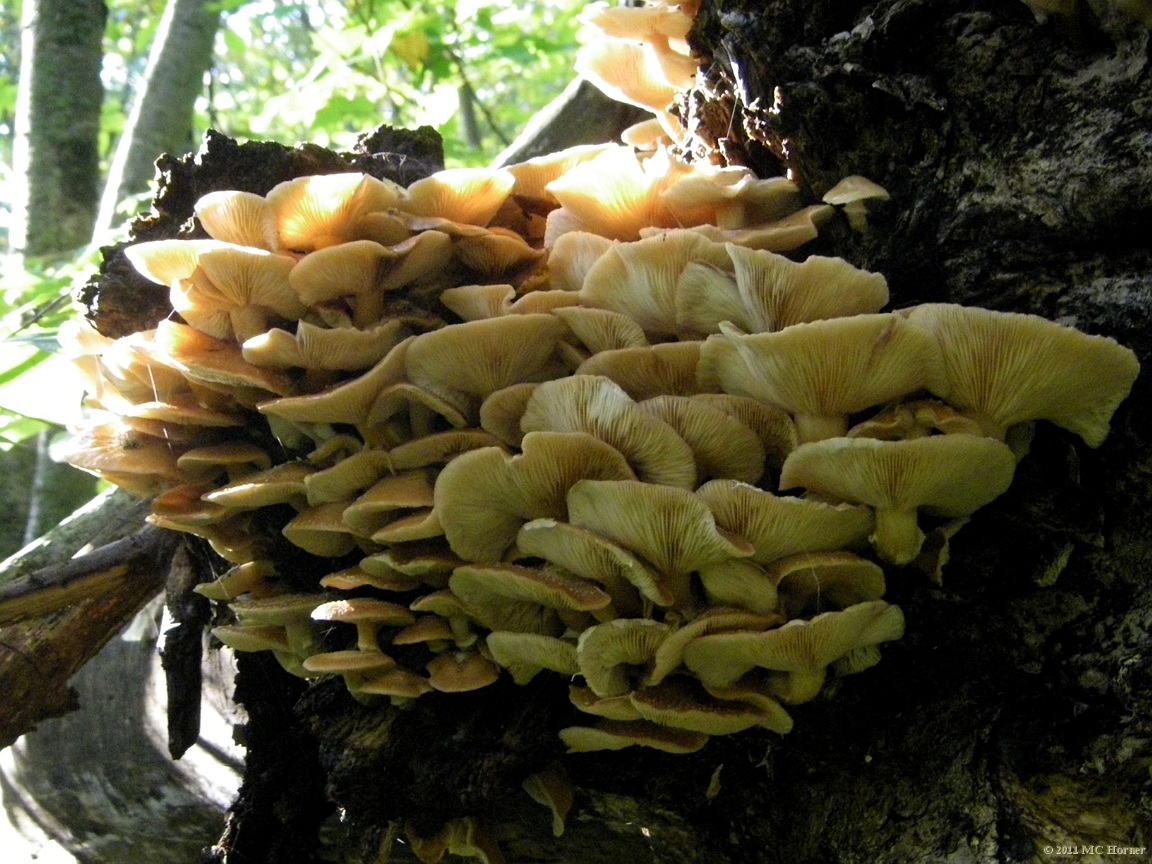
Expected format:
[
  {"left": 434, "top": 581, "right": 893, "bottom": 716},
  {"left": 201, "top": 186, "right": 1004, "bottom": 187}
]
[
  {"left": 901, "top": 303, "right": 1141, "bottom": 447},
  {"left": 559, "top": 720, "right": 708, "bottom": 754},
  {"left": 682, "top": 600, "right": 906, "bottom": 693},
  {"left": 519, "top": 375, "right": 696, "bottom": 488},
  {"left": 699, "top": 314, "right": 945, "bottom": 442},
  {"left": 433, "top": 430, "right": 634, "bottom": 561},
  {"left": 779, "top": 435, "right": 1018, "bottom": 566},
  {"left": 566, "top": 479, "right": 755, "bottom": 610}
]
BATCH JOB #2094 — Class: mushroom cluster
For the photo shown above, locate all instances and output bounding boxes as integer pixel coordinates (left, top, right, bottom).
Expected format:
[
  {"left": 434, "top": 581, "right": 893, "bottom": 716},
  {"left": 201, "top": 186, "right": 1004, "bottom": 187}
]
[
  {"left": 56, "top": 0, "right": 1141, "bottom": 855},
  {"left": 60, "top": 142, "right": 1140, "bottom": 759}
]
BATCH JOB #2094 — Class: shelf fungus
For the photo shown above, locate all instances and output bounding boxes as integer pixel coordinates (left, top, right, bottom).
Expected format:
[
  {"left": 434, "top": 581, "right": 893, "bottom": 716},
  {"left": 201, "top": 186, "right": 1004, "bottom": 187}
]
[{"left": 62, "top": 8, "right": 1140, "bottom": 855}]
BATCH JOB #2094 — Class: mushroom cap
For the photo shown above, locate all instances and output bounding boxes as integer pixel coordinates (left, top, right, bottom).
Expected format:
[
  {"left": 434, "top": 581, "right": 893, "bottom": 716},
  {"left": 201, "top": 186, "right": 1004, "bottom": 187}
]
[
  {"left": 194, "top": 190, "right": 278, "bottom": 250},
  {"left": 426, "top": 650, "right": 501, "bottom": 692},
  {"left": 676, "top": 246, "right": 889, "bottom": 337},
  {"left": 566, "top": 479, "right": 755, "bottom": 609},
  {"left": 401, "top": 167, "right": 515, "bottom": 227},
  {"left": 245, "top": 315, "right": 404, "bottom": 372},
  {"left": 638, "top": 394, "right": 766, "bottom": 484},
  {"left": 559, "top": 720, "right": 707, "bottom": 754},
  {"left": 433, "top": 430, "right": 636, "bottom": 562},
  {"left": 404, "top": 314, "right": 566, "bottom": 413},
  {"left": 576, "top": 341, "right": 706, "bottom": 401},
  {"left": 630, "top": 678, "right": 793, "bottom": 736},
  {"left": 576, "top": 617, "right": 672, "bottom": 697},
  {"left": 683, "top": 600, "right": 905, "bottom": 688},
  {"left": 520, "top": 375, "right": 696, "bottom": 488},
  {"left": 696, "top": 479, "right": 873, "bottom": 565},
  {"left": 780, "top": 435, "right": 1017, "bottom": 565},
  {"left": 780, "top": 435, "right": 1018, "bottom": 518},
  {"left": 266, "top": 173, "right": 405, "bottom": 252},
  {"left": 515, "top": 517, "right": 667, "bottom": 610},
  {"left": 766, "top": 551, "right": 887, "bottom": 618},
  {"left": 486, "top": 631, "right": 580, "bottom": 684},
  {"left": 901, "top": 304, "right": 1141, "bottom": 447},
  {"left": 699, "top": 314, "right": 945, "bottom": 442},
  {"left": 579, "top": 230, "right": 730, "bottom": 337}
]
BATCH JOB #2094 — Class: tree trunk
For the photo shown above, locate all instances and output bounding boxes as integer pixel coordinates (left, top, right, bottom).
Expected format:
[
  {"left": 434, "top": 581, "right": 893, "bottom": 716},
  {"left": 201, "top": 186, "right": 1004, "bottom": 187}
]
[
  {"left": 14, "top": 3, "right": 1152, "bottom": 862},
  {"left": 8, "top": 0, "right": 106, "bottom": 259},
  {"left": 93, "top": 0, "right": 221, "bottom": 237}
]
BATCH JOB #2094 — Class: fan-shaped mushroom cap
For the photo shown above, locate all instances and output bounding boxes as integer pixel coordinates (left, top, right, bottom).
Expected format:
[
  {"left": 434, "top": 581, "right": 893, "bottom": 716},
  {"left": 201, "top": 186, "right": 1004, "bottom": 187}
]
[
  {"left": 355, "top": 668, "right": 434, "bottom": 702},
  {"left": 454, "top": 230, "right": 546, "bottom": 277},
  {"left": 677, "top": 246, "right": 889, "bottom": 337},
  {"left": 387, "top": 429, "right": 508, "bottom": 471},
  {"left": 504, "top": 143, "right": 618, "bottom": 201},
  {"left": 194, "top": 190, "right": 278, "bottom": 250},
  {"left": 648, "top": 608, "right": 783, "bottom": 686},
  {"left": 579, "top": 230, "right": 730, "bottom": 337},
  {"left": 243, "top": 320, "right": 399, "bottom": 371},
  {"left": 433, "top": 430, "right": 636, "bottom": 561},
  {"left": 266, "top": 173, "right": 405, "bottom": 253},
  {"left": 577, "top": 617, "right": 672, "bottom": 696},
  {"left": 822, "top": 175, "right": 890, "bottom": 231},
  {"left": 203, "top": 460, "right": 315, "bottom": 509},
  {"left": 301, "top": 448, "right": 392, "bottom": 505},
  {"left": 439, "top": 284, "right": 578, "bottom": 321},
  {"left": 451, "top": 562, "right": 612, "bottom": 626},
  {"left": 176, "top": 442, "right": 271, "bottom": 483},
  {"left": 560, "top": 720, "right": 707, "bottom": 754},
  {"left": 520, "top": 375, "right": 696, "bottom": 488},
  {"left": 553, "top": 307, "right": 649, "bottom": 358},
  {"left": 576, "top": 341, "right": 706, "bottom": 401},
  {"left": 287, "top": 239, "right": 394, "bottom": 326},
  {"left": 696, "top": 479, "right": 873, "bottom": 565},
  {"left": 152, "top": 320, "right": 295, "bottom": 399},
  {"left": 426, "top": 650, "right": 501, "bottom": 692},
  {"left": 630, "top": 678, "right": 793, "bottom": 736},
  {"left": 211, "top": 623, "right": 290, "bottom": 653},
  {"left": 123, "top": 239, "right": 236, "bottom": 287},
  {"left": 699, "top": 314, "right": 945, "bottom": 442},
  {"left": 544, "top": 147, "right": 689, "bottom": 243},
  {"left": 282, "top": 501, "right": 358, "bottom": 557},
  {"left": 546, "top": 231, "right": 616, "bottom": 291},
  {"left": 479, "top": 382, "right": 539, "bottom": 447},
  {"left": 691, "top": 394, "right": 798, "bottom": 474},
  {"left": 403, "top": 314, "right": 566, "bottom": 417},
  {"left": 258, "top": 337, "right": 412, "bottom": 425},
  {"left": 649, "top": 203, "right": 833, "bottom": 253},
  {"left": 231, "top": 593, "right": 328, "bottom": 656},
  {"left": 766, "top": 551, "right": 887, "bottom": 618},
  {"left": 567, "top": 479, "right": 755, "bottom": 609},
  {"left": 487, "top": 632, "right": 579, "bottom": 684},
  {"left": 515, "top": 517, "right": 664, "bottom": 611},
  {"left": 311, "top": 597, "right": 415, "bottom": 651},
  {"left": 61, "top": 419, "right": 186, "bottom": 496},
  {"left": 695, "top": 559, "right": 780, "bottom": 614},
  {"left": 780, "top": 434, "right": 1017, "bottom": 566},
  {"left": 342, "top": 469, "right": 437, "bottom": 537},
  {"left": 569, "top": 685, "right": 642, "bottom": 721},
  {"left": 401, "top": 168, "right": 515, "bottom": 227},
  {"left": 639, "top": 395, "right": 766, "bottom": 484},
  {"left": 901, "top": 304, "right": 1140, "bottom": 447},
  {"left": 683, "top": 600, "right": 905, "bottom": 689},
  {"left": 575, "top": 38, "right": 681, "bottom": 114}
]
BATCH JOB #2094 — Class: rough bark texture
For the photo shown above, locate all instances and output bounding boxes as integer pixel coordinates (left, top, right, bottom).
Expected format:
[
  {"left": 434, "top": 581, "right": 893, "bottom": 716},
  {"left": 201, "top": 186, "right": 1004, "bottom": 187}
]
[
  {"left": 94, "top": 0, "right": 222, "bottom": 236},
  {"left": 22, "top": 4, "right": 1152, "bottom": 861},
  {"left": 9, "top": 0, "right": 106, "bottom": 256}
]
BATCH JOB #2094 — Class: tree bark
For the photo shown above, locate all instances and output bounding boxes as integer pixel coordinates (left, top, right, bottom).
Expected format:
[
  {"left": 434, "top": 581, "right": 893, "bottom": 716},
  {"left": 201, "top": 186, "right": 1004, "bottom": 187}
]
[
  {"left": 93, "top": 0, "right": 221, "bottom": 237},
  {"left": 8, "top": 0, "right": 106, "bottom": 259},
  {"left": 17, "top": 4, "right": 1152, "bottom": 862}
]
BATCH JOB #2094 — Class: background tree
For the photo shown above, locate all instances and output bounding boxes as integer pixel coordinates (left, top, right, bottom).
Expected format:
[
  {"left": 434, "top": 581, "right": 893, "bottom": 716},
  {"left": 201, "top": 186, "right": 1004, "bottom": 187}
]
[{"left": 93, "top": 0, "right": 221, "bottom": 236}]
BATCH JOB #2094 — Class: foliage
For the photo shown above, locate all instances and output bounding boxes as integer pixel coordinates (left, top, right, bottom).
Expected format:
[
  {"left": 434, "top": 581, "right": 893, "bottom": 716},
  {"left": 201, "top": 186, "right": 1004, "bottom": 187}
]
[
  {"left": 0, "top": 0, "right": 587, "bottom": 449},
  {"left": 210, "top": 0, "right": 585, "bottom": 167}
]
